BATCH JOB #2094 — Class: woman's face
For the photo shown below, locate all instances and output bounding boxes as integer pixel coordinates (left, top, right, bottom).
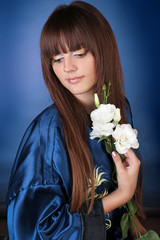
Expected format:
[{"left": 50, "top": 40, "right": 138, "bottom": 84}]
[{"left": 52, "top": 48, "right": 97, "bottom": 103}]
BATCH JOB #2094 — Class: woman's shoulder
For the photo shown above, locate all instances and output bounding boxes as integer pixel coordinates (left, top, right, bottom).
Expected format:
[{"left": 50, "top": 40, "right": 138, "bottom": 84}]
[
  {"left": 7, "top": 104, "right": 66, "bottom": 203},
  {"left": 20, "top": 104, "right": 62, "bottom": 143},
  {"left": 31, "top": 103, "right": 61, "bottom": 128},
  {"left": 15, "top": 103, "right": 64, "bottom": 164}
]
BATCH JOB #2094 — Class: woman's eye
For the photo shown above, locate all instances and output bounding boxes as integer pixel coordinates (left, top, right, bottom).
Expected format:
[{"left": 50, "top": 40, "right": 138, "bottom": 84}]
[
  {"left": 52, "top": 55, "right": 64, "bottom": 63},
  {"left": 53, "top": 58, "right": 63, "bottom": 63},
  {"left": 73, "top": 49, "right": 88, "bottom": 57}
]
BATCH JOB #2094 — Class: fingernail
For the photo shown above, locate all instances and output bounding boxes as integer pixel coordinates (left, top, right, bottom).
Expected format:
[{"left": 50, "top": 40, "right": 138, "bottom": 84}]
[{"left": 112, "top": 151, "right": 117, "bottom": 157}]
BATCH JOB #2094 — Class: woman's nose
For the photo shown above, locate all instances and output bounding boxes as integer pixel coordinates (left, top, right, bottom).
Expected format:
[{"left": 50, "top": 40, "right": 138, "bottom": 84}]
[{"left": 63, "top": 56, "right": 77, "bottom": 72}]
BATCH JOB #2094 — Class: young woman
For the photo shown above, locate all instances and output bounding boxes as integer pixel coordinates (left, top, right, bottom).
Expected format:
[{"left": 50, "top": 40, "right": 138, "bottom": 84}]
[{"left": 7, "top": 1, "right": 146, "bottom": 239}]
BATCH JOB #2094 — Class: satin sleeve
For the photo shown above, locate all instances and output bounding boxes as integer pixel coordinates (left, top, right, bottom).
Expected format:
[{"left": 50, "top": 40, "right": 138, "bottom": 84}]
[
  {"left": 6, "top": 105, "right": 106, "bottom": 240},
  {"left": 6, "top": 106, "right": 83, "bottom": 239}
]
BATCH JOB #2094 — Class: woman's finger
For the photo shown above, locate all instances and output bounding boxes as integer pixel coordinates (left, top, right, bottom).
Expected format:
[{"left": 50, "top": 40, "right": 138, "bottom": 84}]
[{"left": 112, "top": 151, "right": 124, "bottom": 172}]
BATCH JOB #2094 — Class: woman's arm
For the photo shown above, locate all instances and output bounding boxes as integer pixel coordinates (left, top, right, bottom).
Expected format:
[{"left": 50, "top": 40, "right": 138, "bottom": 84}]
[
  {"left": 7, "top": 107, "right": 83, "bottom": 240},
  {"left": 7, "top": 184, "right": 83, "bottom": 240},
  {"left": 102, "top": 149, "right": 140, "bottom": 215}
]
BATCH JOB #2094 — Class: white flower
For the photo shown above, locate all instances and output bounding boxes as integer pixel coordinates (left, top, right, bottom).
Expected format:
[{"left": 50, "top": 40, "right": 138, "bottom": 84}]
[
  {"left": 91, "top": 104, "right": 116, "bottom": 124},
  {"left": 113, "top": 108, "right": 121, "bottom": 124},
  {"left": 90, "top": 104, "right": 116, "bottom": 139},
  {"left": 112, "top": 124, "right": 139, "bottom": 154},
  {"left": 90, "top": 122, "right": 115, "bottom": 139}
]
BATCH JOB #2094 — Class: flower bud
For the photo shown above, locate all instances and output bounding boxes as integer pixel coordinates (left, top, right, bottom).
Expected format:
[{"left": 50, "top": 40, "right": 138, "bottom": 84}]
[
  {"left": 94, "top": 93, "right": 100, "bottom": 108},
  {"left": 113, "top": 108, "right": 121, "bottom": 124},
  {"left": 102, "top": 84, "right": 106, "bottom": 91}
]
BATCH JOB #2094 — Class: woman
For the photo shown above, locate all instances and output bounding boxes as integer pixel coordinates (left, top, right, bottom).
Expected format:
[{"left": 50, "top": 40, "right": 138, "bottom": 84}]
[{"left": 7, "top": 1, "right": 146, "bottom": 239}]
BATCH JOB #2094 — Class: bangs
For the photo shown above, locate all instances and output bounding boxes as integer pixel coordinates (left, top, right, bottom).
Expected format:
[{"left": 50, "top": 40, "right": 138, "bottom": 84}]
[
  {"left": 51, "top": 29, "right": 88, "bottom": 55},
  {"left": 41, "top": 5, "right": 96, "bottom": 58}
]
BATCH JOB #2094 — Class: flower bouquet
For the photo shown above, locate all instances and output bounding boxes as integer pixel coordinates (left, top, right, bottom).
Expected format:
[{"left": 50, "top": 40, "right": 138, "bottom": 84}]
[{"left": 90, "top": 82, "right": 159, "bottom": 240}]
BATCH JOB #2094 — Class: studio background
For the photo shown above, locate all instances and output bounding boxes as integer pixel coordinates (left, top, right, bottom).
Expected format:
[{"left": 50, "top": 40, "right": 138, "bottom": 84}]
[{"left": 0, "top": 0, "right": 159, "bottom": 212}]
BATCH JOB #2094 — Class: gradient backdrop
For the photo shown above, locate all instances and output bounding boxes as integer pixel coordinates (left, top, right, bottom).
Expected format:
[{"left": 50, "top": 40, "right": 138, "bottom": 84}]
[{"left": 0, "top": 0, "right": 160, "bottom": 210}]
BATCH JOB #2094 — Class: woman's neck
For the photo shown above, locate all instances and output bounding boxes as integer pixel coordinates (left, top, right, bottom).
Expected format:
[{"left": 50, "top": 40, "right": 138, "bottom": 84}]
[
  {"left": 75, "top": 92, "right": 96, "bottom": 114},
  {"left": 74, "top": 86, "right": 96, "bottom": 114}
]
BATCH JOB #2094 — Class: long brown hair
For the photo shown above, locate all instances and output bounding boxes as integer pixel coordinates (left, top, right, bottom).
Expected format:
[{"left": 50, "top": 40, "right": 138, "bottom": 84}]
[{"left": 40, "top": 1, "right": 144, "bottom": 216}]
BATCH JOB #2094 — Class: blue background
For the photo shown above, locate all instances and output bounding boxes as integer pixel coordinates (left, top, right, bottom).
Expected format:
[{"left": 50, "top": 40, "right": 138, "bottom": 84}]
[{"left": 0, "top": 0, "right": 160, "bottom": 210}]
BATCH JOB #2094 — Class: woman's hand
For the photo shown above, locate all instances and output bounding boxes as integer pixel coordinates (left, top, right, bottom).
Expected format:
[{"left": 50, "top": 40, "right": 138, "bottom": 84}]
[
  {"left": 102, "top": 148, "right": 140, "bottom": 215},
  {"left": 112, "top": 148, "right": 141, "bottom": 202}
]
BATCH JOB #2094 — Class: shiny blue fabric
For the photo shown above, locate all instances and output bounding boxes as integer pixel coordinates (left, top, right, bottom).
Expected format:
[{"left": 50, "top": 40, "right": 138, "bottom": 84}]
[{"left": 7, "top": 103, "right": 132, "bottom": 239}]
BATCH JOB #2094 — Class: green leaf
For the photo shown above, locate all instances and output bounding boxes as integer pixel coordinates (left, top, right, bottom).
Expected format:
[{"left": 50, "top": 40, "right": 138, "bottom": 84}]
[
  {"left": 105, "top": 141, "right": 112, "bottom": 154},
  {"left": 127, "top": 198, "right": 137, "bottom": 215},
  {"left": 120, "top": 213, "right": 131, "bottom": 239},
  {"left": 98, "top": 136, "right": 108, "bottom": 143},
  {"left": 137, "top": 230, "right": 160, "bottom": 240},
  {"left": 107, "top": 135, "right": 112, "bottom": 143}
]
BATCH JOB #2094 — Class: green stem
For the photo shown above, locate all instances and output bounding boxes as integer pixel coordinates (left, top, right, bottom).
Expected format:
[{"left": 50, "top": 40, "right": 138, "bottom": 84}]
[
  {"left": 109, "top": 139, "right": 142, "bottom": 238},
  {"left": 102, "top": 84, "right": 106, "bottom": 104},
  {"left": 132, "top": 214, "right": 142, "bottom": 238},
  {"left": 124, "top": 203, "right": 141, "bottom": 238},
  {"left": 130, "top": 214, "right": 139, "bottom": 238},
  {"left": 106, "top": 82, "right": 111, "bottom": 104}
]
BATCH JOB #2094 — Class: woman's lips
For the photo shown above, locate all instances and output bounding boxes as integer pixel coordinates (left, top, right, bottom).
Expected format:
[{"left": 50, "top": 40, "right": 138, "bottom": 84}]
[{"left": 67, "top": 76, "right": 84, "bottom": 83}]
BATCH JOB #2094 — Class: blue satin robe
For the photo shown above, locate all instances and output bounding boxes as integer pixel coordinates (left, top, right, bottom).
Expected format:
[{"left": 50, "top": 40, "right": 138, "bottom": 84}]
[{"left": 6, "top": 103, "right": 133, "bottom": 239}]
